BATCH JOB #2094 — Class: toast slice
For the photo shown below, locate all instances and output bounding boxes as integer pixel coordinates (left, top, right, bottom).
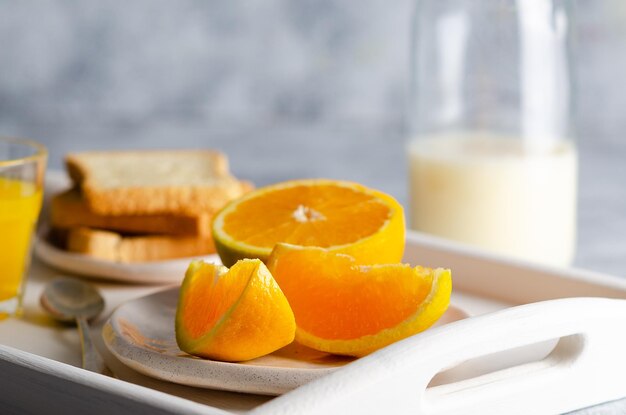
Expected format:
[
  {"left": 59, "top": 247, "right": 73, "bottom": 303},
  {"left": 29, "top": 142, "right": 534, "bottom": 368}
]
[
  {"left": 51, "top": 189, "right": 212, "bottom": 236},
  {"left": 66, "top": 150, "right": 251, "bottom": 215},
  {"left": 65, "top": 227, "right": 216, "bottom": 263}
]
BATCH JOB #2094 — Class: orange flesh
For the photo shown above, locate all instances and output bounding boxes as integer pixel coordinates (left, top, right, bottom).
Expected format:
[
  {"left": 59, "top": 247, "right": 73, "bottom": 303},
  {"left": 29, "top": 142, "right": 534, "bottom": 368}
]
[
  {"left": 271, "top": 249, "right": 432, "bottom": 339},
  {"left": 222, "top": 185, "right": 391, "bottom": 248},
  {"left": 181, "top": 264, "right": 251, "bottom": 340}
]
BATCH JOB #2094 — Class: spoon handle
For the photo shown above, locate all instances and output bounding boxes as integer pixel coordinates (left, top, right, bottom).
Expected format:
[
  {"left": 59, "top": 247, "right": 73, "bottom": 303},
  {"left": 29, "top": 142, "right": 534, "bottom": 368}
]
[{"left": 76, "top": 316, "right": 107, "bottom": 374}]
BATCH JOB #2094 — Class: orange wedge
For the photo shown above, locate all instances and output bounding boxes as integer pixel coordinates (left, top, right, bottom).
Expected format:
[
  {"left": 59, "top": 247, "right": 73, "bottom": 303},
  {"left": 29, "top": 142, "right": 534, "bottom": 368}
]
[
  {"left": 175, "top": 259, "right": 295, "bottom": 362},
  {"left": 212, "top": 179, "right": 405, "bottom": 267},
  {"left": 267, "top": 244, "right": 452, "bottom": 356}
]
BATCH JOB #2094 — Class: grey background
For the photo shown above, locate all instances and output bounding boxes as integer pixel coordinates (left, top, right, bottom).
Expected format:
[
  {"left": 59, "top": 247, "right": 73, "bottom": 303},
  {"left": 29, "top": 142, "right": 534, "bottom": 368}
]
[
  {"left": 1, "top": 2, "right": 625, "bottom": 411},
  {"left": 0, "top": 1, "right": 624, "bottom": 135}
]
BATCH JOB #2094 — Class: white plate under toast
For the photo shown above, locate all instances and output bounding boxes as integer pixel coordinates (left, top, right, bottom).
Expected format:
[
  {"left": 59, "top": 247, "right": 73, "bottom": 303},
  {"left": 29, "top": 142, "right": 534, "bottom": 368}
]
[
  {"left": 103, "top": 287, "right": 469, "bottom": 395},
  {"left": 34, "top": 237, "right": 219, "bottom": 284},
  {"left": 33, "top": 170, "right": 220, "bottom": 284}
]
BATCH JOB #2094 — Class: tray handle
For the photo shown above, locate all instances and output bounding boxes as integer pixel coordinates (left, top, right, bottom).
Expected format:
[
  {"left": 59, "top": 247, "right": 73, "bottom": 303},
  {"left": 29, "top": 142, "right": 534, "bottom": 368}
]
[{"left": 253, "top": 298, "right": 626, "bottom": 415}]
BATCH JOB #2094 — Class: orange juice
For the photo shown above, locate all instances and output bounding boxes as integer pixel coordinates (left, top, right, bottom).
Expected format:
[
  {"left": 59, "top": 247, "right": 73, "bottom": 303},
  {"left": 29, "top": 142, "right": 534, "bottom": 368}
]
[{"left": 0, "top": 177, "right": 42, "bottom": 318}]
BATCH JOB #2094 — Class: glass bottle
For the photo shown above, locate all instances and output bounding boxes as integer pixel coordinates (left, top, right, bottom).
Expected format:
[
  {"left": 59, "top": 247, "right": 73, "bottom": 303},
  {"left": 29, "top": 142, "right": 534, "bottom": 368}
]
[{"left": 407, "top": 0, "right": 577, "bottom": 266}]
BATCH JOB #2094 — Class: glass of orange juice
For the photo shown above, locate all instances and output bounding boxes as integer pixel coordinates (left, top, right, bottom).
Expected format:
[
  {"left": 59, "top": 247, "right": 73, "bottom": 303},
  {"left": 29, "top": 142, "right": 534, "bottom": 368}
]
[{"left": 0, "top": 138, "right": 47, "bottom": 319}]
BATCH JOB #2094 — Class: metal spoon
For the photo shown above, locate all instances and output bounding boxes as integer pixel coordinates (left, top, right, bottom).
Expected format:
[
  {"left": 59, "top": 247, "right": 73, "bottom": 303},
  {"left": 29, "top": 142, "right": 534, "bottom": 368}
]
[{"left": 40, "top": 278, "right": 107, "bottom": 374}]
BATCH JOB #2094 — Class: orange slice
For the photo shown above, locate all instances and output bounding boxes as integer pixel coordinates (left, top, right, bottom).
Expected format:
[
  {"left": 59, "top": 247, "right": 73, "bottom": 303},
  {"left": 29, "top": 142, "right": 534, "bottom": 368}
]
[
  {"left": 267, "top": 244, "right": 452, "bottom": 356},
  {"left": 175, "top": 259, "right": 295, "bottom": 362},
  {"left": 212, "top": 179, "right": 405, "bottom": 267}
]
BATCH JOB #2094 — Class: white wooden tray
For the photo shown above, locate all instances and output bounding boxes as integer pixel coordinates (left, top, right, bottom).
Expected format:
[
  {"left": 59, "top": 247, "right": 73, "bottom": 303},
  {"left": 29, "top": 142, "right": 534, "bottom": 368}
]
[{"left": 1, "top": 231, "right": 625, "bottom": 414}]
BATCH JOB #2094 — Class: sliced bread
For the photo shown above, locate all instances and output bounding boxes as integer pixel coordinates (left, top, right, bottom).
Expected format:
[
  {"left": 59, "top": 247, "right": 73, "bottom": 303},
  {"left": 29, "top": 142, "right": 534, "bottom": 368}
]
[
  {"left": 65, "top": 227, "right": 216, "bottom": 263},
  {"left": 51, "top": 189, "right": 212, "bottom": 236},
  {"left": 66, "top": 150, "right": 252, "bottom": 215}
]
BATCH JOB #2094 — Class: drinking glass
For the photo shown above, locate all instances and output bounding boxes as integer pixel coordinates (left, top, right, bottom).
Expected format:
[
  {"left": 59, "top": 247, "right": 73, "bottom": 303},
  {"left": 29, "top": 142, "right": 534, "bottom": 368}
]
[
  {"left": 0, "top": 138, "right": 47, "bottom": 318},
  {"left": 407, "top": 0, "right": 576, "bottom": 266}
]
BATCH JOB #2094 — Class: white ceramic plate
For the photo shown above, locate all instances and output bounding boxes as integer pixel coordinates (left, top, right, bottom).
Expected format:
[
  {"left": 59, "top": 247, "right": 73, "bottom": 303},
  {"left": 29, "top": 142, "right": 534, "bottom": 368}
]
[
  {"left": 34, "top": 237, "right": 219, "bottom": 284},
  {"left": 34, "top": 170, "right": 219, "bottom": 284},
  {"left": 103, "top": 287, "right": 469, "bottom": 395}
]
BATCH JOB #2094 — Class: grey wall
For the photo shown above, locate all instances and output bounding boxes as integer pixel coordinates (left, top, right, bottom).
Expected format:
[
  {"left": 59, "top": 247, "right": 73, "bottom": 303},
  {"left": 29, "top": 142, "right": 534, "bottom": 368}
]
[
  {"left": 0, "top": 0, "right": 625, "bottom": 200},
  {"left": 0, "top": 1, "right": 409, "bottom": 129},
  {"left": 2, "top": 1, "right": 625, "bottom": 137}
]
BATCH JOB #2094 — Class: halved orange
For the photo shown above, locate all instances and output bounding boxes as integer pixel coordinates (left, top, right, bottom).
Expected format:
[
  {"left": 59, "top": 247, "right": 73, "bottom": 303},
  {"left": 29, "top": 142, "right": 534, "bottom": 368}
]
[
  {"left": 175, "top": 259, "right": 295, "bottom": 362},
  {"left": 267, "top": 244, "right": 452, "bottom": 356},
  {"left": 212, "top": 179, "right": 405, "bottom": 267}
]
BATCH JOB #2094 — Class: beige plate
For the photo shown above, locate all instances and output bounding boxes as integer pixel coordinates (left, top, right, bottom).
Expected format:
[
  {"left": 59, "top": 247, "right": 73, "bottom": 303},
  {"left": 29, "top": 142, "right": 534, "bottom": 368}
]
[{"left": 102, "top": 287, "right": 468, "bottom": 395}]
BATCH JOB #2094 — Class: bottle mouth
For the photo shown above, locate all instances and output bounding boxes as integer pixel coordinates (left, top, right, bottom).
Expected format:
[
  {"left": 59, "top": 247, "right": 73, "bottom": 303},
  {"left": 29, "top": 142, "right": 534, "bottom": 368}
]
[{"left": 0, "top": 137, "right": 48, "bottom": 167}]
